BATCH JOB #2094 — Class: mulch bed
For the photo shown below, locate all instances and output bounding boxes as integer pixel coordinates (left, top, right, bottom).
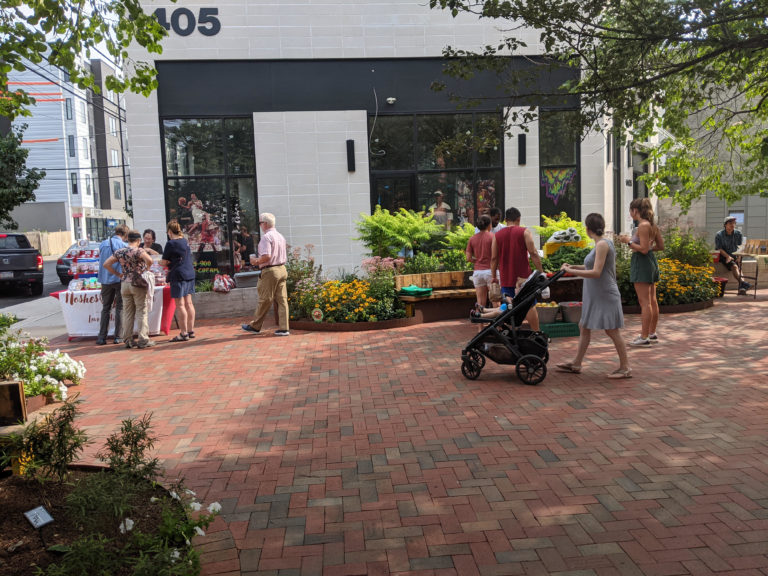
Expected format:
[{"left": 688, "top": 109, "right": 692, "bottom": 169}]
[{"left": 0, "top": 468, "right": 167, "bottom": 576}]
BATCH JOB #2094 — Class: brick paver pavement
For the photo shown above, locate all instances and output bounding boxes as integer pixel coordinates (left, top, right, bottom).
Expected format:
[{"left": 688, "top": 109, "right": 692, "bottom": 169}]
[{"left": 53, "top": 292, "right": 768, "bottom": 576}]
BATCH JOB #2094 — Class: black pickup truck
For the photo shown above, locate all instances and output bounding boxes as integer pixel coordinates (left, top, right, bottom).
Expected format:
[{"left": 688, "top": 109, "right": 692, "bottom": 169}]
[{"left": 0, "top": 233, "right": 44, "bottom": 295}]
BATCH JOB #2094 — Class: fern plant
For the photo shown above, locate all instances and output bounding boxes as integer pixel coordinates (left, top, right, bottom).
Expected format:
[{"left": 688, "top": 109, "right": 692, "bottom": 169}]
[
  {"left": 355, "top": 206, "right": 444, "bottom": 257},
  {"left": 443, "top": 222, "right": 475, "bottom": 252}
]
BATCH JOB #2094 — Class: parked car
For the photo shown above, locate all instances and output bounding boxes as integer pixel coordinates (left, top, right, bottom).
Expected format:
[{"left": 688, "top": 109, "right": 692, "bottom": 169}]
[
  {"left": 56, "top": 241, "right": 101, "bottom": 285},
  {"left": 0, "top": 233, "right": 44, "bottom": 295}
]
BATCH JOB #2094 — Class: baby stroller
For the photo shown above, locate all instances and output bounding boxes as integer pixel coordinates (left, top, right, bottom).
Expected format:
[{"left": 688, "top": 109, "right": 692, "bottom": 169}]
[{"left": 461, "top": 269, "right": 566, "bottom": 385}]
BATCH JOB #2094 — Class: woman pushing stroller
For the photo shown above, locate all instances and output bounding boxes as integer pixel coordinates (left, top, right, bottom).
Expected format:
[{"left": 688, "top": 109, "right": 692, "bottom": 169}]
[{"left": 555, "top": 213, "right": 632, "bottom": 379}]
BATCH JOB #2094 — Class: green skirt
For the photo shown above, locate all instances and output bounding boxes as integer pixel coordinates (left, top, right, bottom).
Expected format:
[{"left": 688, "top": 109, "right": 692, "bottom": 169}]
[{"left": 630, "top": 251, "right": 659, "bottom": 283}]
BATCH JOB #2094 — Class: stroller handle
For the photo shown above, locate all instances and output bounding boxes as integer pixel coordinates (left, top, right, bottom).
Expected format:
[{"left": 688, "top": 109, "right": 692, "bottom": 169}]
[{"left": 549, "top": 269, "right": 567, "bottom": 282}]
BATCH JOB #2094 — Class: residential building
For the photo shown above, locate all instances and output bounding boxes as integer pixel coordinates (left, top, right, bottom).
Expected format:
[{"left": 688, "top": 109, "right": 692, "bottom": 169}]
[{"left": 7, "top": 57, "right": 131, "bottom": 241}]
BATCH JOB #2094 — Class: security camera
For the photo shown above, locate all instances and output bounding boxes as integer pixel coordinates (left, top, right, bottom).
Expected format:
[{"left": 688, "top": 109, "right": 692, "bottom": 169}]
[{"left": 386, "top": 97, "right": 397, "bottom": 105}]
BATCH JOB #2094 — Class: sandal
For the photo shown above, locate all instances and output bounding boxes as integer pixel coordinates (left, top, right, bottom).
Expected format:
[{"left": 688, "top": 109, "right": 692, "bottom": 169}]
[
  {"left": 555, "top": 362, "right": 582, "bottom": 374},
  {"left": 170, "top": 333, "right": 189, "bottom": 342},
  {"left": 187, "top": 331, "right": 195, "bottom": 339},
  {"left": 607, "top": 368, "right": 632, "bottom": 379},
  {"left": 470, "top": 309, "right": 482, "bottom": 319}
]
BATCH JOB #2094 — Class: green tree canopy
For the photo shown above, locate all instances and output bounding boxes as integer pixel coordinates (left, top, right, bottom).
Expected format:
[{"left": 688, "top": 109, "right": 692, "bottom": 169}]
[
  {"left": 0, "top": 124, "right": 44, "bottom": 229},
  {"left": 429, "top": 0, "right": 768, "bottom": 210},
  {"left": 1, "top": 0, "right": 169, "bottom": 120}
]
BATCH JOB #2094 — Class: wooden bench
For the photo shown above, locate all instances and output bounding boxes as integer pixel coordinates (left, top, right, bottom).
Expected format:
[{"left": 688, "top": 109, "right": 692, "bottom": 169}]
[{"left": 398, "top": 288, "right": 477, "bottom": 323}]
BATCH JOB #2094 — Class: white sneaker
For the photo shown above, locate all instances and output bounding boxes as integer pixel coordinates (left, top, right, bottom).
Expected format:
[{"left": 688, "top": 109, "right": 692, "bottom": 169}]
[
  {"left": 648, "top": 334, "right": 659, "bottom": 344},
  {"left": 629, "top": 336, "right": 651, "bottom": 347}
]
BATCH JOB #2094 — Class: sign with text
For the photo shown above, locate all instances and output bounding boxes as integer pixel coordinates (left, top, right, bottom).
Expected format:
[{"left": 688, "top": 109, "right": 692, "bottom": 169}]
[
  {"left": 24, "top": 506, "right": 54, "bottom": 529},
  {"left": 153, "top": 7, "right": 221, "bottom": 36},
  {"left": 54, "top": 287, "right": 173, "bottom": 338}
]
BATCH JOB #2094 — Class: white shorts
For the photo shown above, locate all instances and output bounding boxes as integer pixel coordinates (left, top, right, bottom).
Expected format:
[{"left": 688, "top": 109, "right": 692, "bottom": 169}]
[{"left": 471, "top": 269, "right": 494, "bottom": 287}]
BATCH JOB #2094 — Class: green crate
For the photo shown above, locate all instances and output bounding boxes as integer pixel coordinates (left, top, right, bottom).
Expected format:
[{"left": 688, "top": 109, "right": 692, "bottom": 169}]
[{"left": 541, "top": 322, "right": 580, "bottom": 338}]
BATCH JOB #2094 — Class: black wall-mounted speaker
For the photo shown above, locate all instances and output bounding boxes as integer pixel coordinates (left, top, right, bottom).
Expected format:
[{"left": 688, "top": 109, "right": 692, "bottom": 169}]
[
  {"left": 518, "top": 134, "right": 526, "bottom": 165},
  {"left": 346, "top": 139, "right": 355, "bottom": 172}
]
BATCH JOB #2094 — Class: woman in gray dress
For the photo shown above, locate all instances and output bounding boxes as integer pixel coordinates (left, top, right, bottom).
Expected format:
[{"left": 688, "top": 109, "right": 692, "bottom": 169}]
[{"left": 555, "top": 213, "right": 631, "bottom": 379}]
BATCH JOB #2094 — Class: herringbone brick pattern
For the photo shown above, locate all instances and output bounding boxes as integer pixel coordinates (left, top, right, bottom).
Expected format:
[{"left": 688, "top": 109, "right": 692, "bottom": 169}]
[{"left": 55, "top": 292, "right": 768, "bottom": 576}]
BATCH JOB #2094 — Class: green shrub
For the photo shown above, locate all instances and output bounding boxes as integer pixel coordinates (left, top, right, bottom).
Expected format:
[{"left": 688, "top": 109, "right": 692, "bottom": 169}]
[
  {"left": 400, "top": 252, "right": 442, "bottom": 274},
  {"left": 286, "top": 244, "right": 323, "bottom": 297},
  {"left": 355, "top": 206, "right": 444, "bottom": 257},
  {"left": 38, "top": 412, "right": 220, "bottom": 576},
  {"left": 443, "top": 222, "right": 475, "bottom": 252},
  {"left": 540, "top": 246, "right": 593, "bottom": 273},
  {"left": 438, "top": 249, "right": 472, "bottom": 271},
  {"left": 2, "top": 397, "right": 88, "bottom": 482},
  {"left": 99, "top": 413, "right": 159, "bottom": 481},
  {"left": 0, "top": 312, "right": 17, "bottom": 328},
  {"left": 194, "top": 280, "right": 212, "bottom": 293},
  {"left": 365, "top": 270, "right": 406, "bottom": 321},
  {"left": 660, "top": 227, "right": 714, "bottom": 267}
]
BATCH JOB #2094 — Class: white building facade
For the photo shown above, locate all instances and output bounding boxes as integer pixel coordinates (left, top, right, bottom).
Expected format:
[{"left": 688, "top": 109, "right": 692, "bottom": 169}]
[{"left": 126, "top": 0, "right": 641, "bottom": 276}]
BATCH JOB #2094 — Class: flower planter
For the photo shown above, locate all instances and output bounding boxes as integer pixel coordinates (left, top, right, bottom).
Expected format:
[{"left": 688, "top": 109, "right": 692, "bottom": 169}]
[
  {"left": 191, "top": 286, "right": 260, "bottom": 319},
  {"left": 395, "top": 271, "right": 467, "bottom": 290},
  {"left": 25, "top": 393, "right": 54, "bottom": 415},
  {"left": 622, "top": 299, "right": 713, "bottom": 314},
  {"left": 289, "top": 316, "right": 421, "bottom": 332}
]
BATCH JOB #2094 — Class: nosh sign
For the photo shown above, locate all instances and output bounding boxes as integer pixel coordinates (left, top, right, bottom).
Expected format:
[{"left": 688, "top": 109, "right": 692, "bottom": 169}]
[{"left": 153, "top": 7, "right": 221, "bottom": 37}]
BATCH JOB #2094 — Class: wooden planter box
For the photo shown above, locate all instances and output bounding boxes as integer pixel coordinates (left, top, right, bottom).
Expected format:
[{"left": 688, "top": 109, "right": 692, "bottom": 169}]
[
  {"left": 395, "top": 271, "right": 469, "bottom": 290},
  {"left": 0, "top": 381, "right": 26, "bottom": 426},
  {"left": 191, "top": 286, "right": 260, "bottom": 319}
]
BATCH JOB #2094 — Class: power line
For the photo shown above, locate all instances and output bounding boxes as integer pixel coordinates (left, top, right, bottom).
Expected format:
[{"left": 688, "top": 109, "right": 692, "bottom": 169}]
[
  {"left": 19, "top": 60, "right": 124, "bottom": 122},
  {"left": 32, "top": 164, "right": 130, "bottom": 171}
]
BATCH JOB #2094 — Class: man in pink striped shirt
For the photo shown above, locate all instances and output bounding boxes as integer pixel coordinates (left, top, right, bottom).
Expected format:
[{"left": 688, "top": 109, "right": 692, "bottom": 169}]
[{"left": 241, "top": 213, "right": 290, "bottom": 336}]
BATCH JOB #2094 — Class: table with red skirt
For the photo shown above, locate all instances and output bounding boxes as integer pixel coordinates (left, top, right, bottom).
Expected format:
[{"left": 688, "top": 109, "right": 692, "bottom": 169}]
[{"left": 51, "top": 285, "right": 176, "bottom": 340}]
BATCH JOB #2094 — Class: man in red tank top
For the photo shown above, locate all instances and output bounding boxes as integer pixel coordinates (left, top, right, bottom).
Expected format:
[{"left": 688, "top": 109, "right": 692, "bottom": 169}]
[{"left": 490, "top": 207, "right": 544, "bottom": 330}]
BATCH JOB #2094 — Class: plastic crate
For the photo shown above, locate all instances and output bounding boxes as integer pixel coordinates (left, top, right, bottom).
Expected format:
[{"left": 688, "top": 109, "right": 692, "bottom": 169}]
[{"left": 540, "top": 322, "right": 580, "bottom": 338}]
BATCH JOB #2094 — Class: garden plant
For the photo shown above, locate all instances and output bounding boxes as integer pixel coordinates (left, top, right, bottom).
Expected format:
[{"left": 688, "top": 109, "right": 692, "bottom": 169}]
[
  {"left": 0, "top": 319, "right": 85, "bottom": 401},
  {"left": 0, "top": 400, "right": 220, "bottom": 576}
]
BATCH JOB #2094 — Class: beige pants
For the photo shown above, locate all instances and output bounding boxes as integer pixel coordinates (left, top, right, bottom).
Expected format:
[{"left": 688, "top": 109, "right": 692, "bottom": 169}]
[
  {"left": 249, "top": 266, "right": 289, "bottom": 331},
  {"left": 121, "top": 282, "right": 150, "bottom": 345}
]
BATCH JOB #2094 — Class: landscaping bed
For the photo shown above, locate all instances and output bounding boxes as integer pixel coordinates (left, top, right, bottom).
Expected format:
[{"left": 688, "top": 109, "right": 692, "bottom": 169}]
[{"left": 0, "top": 467, "right": 168, "bottom": 576}]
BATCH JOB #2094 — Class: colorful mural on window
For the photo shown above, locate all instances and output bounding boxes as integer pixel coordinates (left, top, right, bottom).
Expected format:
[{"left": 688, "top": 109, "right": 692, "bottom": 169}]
[{"left": 541, "top": 167, "right": 577, "bottom": 206}]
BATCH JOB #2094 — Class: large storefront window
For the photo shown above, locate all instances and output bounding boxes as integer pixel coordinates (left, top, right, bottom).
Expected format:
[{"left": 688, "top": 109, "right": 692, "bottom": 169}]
[
  {"left": 539, "top": 110, "right": 580, "bottom": 221},
  {"left": 162, "top": 117, "right": 257, "bottom": 279},
  {"left": 368, "top": 113, "right": 503, "bottom": 227}
]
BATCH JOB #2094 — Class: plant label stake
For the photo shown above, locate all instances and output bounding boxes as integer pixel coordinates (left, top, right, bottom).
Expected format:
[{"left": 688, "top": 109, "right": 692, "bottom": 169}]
[{"left": 24, "top": 506, "right": 53, "bottom": 546}]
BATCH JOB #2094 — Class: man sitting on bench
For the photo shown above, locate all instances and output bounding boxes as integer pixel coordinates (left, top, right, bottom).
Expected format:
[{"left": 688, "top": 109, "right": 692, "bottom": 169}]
[{"left": 716, "top": 216, "right": 751, "bottom": 295}]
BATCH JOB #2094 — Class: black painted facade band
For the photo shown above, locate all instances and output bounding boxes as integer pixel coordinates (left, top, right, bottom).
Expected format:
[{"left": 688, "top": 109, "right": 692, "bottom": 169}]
[{"left": 156, "top": 57, "right": 577, "bottom": 117}]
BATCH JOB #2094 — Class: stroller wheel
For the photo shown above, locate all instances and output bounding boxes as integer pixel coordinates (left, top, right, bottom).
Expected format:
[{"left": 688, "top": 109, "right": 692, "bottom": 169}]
[
  {"left": 469, "top": 350, "right": 486, "bottom": 369},
  {"left": 516, "top": 354, "right": 547, "bottom": 385},
  {"left": 462, "top": 358, "right": 482, "bottom": 380}
]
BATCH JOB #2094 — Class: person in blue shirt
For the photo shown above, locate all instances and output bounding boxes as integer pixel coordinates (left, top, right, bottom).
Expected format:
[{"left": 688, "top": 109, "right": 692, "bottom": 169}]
[{"left": 96, "top": 224, "right": 128, "bottom": 345}]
